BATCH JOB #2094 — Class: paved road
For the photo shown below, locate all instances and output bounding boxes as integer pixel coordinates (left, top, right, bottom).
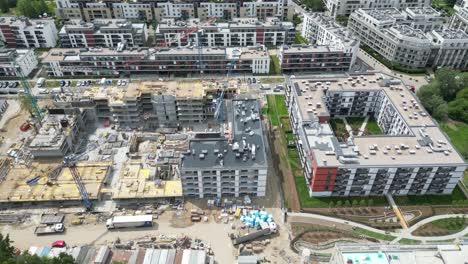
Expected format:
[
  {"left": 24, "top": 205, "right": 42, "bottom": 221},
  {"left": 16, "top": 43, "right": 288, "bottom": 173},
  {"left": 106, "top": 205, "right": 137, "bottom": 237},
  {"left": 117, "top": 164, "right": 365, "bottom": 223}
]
[{"left": 289, "top": 212, "right": 468, "bottom": 243}]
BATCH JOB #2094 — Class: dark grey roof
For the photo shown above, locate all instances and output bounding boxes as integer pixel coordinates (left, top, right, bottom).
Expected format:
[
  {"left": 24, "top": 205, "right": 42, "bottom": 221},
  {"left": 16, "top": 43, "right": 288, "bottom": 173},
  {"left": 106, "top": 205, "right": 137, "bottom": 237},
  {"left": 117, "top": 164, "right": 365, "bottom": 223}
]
[{"left": 181, "top": 99, "right": 267, "bottom": 169}]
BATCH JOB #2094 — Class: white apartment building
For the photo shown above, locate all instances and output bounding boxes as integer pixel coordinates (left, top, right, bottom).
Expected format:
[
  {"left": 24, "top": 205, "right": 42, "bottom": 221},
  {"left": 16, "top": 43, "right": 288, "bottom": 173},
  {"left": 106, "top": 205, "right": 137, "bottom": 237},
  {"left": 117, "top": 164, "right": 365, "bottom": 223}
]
[
  {"left": 301, "top": 13, "right": 359, "bottom": 66},
  {"left": 348, "top": 8, "right": 468, "bottom": 69},
  {"left": 0, "top": 49, "right": 38, "bottom": 77},
  {"left": 154, "top": 2, "right": 196, "bottom": 21},
  {"left": 427, "top": 29, "right": 468, "bottom": 69},
  {"left": 0, "top": 17, "right": 58, "bottom": 48},
  {"left": 285, "top": 74, "right": 467, "bottom": 197},
  {"left": 198, "top": 2, "right": 237, "bottom": 20},
  {"left": 156, "top": 17, "right": 295, "bottom": 47},
  {"left": 180, "top": 99, "right": 268, "bottom": 198},
  {"left": 43, "top": 45, "right": 270, "bottom": 76},
  {"left": 59, "top": 19, "right": 148, "bottom": 48},
  {"left": 450, "top": 7, "right": 468, "bottom": 34},
  {"left": 55, "top": 0, "right": 293, "bottom": 22},
  {"left": 113, "top": 3, "right": 154, "bottom": 21},
  {"left": 323, "top": 0, "right": 430, "bottom": 17},
  {"left": 241, "top": 0, "right": 292, "bottom": 21}
]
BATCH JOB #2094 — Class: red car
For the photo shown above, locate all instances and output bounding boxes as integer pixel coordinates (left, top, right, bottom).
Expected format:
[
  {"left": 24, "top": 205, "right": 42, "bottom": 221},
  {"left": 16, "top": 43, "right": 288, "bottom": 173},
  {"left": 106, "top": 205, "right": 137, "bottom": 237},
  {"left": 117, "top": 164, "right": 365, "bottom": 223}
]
[
  {"left": 19, "top": 122, "right": 31, "bottom": 132},
  {"left": 51, "top": 240, "right": 66, "bottom": 248}
]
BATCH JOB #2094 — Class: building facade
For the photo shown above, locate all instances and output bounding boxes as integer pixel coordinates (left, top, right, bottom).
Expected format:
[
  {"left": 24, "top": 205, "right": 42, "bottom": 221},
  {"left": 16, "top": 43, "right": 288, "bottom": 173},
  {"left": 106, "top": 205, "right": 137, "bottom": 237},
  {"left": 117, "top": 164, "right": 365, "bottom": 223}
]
[
  {"left": 53, "top": 80, "right": 242, "bottom": 130},
  {"left": 323, "top": 0, "right": 430, "bottom": 17},
  {"left": 180, "top": 99, "right": 268, "bottom": 198},
  {"left": 156, "top": 17, "right": 294, "bottom": 47},
  {"left": 278, "top": 43, "right": 358, "bottom": 72},
  {"left": 43, "top": 45, "right": 270, "bottom": 77},
  {"left": 59, "top": 20, "right": 148, "bottom": 48},
  {"left": 0, "top": 49, "right": 38, "bottom": 77},
  {"left": 348, "top": 8, "right": 468, "bottom": 69},
  {"left": 55, "top": 0, "right": 293, "bottom": 22},
  {"left": 0, "top": 17, "right": 58, "bottom": 48},
  {"left": 285, "top": 74, "right": 466, "bottom": 197},
  {"left": 450, "top": 7, "right": 468, "bottom": 34}
]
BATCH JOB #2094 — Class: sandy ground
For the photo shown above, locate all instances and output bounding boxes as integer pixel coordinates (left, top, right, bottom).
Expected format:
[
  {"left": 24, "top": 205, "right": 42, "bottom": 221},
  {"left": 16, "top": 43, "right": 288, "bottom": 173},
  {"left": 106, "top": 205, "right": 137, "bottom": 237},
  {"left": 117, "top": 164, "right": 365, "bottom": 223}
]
[{"left": 2, "top": 208, "right": 297, "bottom": 263}]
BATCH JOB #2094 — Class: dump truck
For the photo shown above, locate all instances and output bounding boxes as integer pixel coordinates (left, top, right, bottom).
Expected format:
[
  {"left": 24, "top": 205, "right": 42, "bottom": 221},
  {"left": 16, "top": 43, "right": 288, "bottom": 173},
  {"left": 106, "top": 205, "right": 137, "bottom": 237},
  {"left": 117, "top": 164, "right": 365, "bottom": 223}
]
[
  {"left": 34, "top": 223, "right": 65, "bottom": 235},
  {"left": 106, "top": 215, "right": 153, "bottom": 229},
  {"left": 233, "top": 222, "right": 277, "bottom": 245}
]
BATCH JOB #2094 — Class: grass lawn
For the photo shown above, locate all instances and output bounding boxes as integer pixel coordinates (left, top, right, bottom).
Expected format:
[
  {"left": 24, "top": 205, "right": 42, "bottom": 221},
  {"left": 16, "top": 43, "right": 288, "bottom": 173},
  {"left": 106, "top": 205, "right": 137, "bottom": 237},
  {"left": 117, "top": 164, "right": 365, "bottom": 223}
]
[
  {"left": 432, "top": 0, "right": 456, "bottom": 15},
  {"left": 394, "top": 185, "right": 467, "bottom": 205},
  {"left": 294, "top": 33, "right": 309, "bottom": 44},
  {"left": 269, "top": 55, "right": 281, "bottom": 75},
  {"left": 431, "top": 217, "right": 467, "bottom": 231},
  {"left": 285, "top": 132, "right": 294, "bottom": 143},
  {"left": 440, "top": 121, "right": 468, "bottom": 160},
  {"left": 266, "top": 95, "right": 280, "bottom": 126},
  {"left": 294, "top": 176, "right": 388, "bottom": 208},
  {"left": 346, "top": 117, "right": 366, "bottom": 131},
  {"left": 329, "top": 118, "right": 347, "bottom": 136},
  {"left": 414, "top": 217, "right": 468, "bottom": 237},
  {"left": 261, "top": 77, "right": 285, "bottom": 84},
  {"left": 274, "top": 95, "right": 288, "bottom": 116},
  {"left": 353, "top": 227, "right": 396, "bottom": 241},
  {"left": 280, "top": 117, "right": 291, "bottom": 132},
  {"left": 288, "top": 149, "right": 302, "bottom": 175},
  {"left": 398, "top": 238, "right": 421, "bottom": 245},
  {"left": 366, "top": 117, "right": 383, "bottom": 135}
]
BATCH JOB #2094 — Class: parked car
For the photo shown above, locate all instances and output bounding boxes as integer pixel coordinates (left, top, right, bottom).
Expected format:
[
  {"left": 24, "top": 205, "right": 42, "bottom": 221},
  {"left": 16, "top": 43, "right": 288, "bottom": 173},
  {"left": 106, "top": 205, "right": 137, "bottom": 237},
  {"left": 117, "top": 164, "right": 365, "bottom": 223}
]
[
  {"left": 51, "top": 240, "right": 66, "bottom": 248},
  {"left": 20, "top": 122, "right": 31, "bottom": 132}
]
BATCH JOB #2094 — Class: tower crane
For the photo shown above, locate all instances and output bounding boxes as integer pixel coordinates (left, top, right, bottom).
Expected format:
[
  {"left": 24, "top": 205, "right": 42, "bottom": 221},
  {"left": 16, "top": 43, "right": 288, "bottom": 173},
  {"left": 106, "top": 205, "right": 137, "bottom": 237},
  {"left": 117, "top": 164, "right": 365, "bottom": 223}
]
[{"left": 13, "top": 61, "right": 43, "bottom": 124}]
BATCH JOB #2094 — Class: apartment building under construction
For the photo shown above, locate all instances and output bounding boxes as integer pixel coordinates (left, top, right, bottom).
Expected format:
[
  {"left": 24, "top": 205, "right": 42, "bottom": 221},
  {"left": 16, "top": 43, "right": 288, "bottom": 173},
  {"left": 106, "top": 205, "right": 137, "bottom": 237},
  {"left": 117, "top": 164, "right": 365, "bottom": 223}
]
[{"left": 53, "top": 80, "right": 245, "bottom": 130}]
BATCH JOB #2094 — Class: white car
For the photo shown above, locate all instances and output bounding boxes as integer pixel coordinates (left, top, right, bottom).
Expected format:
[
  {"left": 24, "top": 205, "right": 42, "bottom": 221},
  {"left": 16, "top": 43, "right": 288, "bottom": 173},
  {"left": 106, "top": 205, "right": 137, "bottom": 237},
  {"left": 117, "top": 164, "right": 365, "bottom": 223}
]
[
  {"left": 117, "top": 80, "right": 122, "bottom": 86},
  {"left": 38, "top": 88, "right": 49, "bottom": 94}
]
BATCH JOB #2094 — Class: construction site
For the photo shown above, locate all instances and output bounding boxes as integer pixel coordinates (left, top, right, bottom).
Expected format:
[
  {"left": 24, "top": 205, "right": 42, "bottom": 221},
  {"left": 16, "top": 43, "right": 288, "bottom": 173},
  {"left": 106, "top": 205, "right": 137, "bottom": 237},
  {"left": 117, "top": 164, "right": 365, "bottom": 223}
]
[{"left": 0, "top": 70, "right": 291, "bottom": 263}]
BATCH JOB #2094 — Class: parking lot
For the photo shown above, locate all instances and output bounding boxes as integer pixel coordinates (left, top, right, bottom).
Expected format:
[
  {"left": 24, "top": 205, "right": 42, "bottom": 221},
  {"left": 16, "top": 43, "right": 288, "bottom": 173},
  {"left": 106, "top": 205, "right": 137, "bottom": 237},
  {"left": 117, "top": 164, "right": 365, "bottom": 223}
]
[
  {"left": 37, "top": 78, "right": 129, "bottom": 94},
  {"left": 0, "top": 81, "right": 22, "bottom": 95}
]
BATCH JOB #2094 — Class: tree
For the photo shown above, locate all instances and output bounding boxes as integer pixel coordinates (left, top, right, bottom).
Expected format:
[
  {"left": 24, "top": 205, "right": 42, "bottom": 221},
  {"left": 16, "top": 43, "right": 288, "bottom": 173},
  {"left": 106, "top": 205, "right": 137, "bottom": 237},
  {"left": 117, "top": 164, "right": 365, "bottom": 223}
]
[
  {"left": 16, "top": 0, "right": 49, "bottom": 18},
  {"left": 329, "top": 201, "right": 335, "bottom": 208},
  {"left": 368, "top": 199, "right": 374, "bottom": 207},
  {"left": 352, "top": 200, "right": 358, "bottom": 207},
  {"left": 336, "top": 200, "right": 343, "bottom": 207},
  {"left": 0, "top": 234, "right": 15, "bottom": 262},
  {"left": 0, "top": 233, "right": 74, "bottom": 263},
  {"left": 435, "top": 67, "right": 467, "bottom": 101},
  {"left": 433, "top": 101, "right": 448, "bottom": 121},
  {"left": 359, "top": 200, "right": 366, "bottom": 207},
  {"left": 0, "top": 0, "right": 10, "bottom": 13},
  {"left": 344, "top": 200, "right": 351, "bottom": 207},
  {"left": 448, "top": 87, "right": 468, "bottom": 123},
  {"left": 292, "top": 14, "right": 302, "bottom": 27}
]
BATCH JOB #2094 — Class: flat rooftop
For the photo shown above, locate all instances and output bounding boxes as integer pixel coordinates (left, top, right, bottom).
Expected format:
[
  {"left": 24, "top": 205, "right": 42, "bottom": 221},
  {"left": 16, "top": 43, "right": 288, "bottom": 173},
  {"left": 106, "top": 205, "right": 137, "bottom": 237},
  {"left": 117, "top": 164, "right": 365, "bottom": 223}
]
[
  {"left": 60, "top": 19, "right": 145, "bottom": 34},
  {"left": 0, "top": 162, "right": 110, "bottom": 203},
  {"left": 359, "top": 8, "right": 404, "bottom": 22},
  {"left": 0, "top": 16, "right": 54, "bottom": 29},
  {"left": 432, "top": 28, "right": 468, "bottom": 39},
  {"left": 113, "top": 163, "right": 183, "bottom": 199},
  {"left": 387, "top": 25, "right": 428, "bottom": 40},
  {"left": 181, "top": 99, "right": 267, "bottom": 170},
  {"left": 280, "top": 44, "right": 351, "bottom": 53},
  {"left": 157, "top": 17, "right": 292, "bottom": 32},
  {"left": 288, "top": 74, "right": 466, "bottom": 167}
]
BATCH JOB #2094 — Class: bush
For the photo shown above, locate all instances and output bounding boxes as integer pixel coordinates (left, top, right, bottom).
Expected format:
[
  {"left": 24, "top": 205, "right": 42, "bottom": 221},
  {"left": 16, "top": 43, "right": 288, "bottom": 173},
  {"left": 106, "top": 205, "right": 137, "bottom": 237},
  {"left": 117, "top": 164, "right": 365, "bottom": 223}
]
[
  {"left": 359, "top": 200, "right": 366, "bottom": 206},
  {"left": 352, "top": 200, "right": 358, "bottom": 207},
  {"left": 336, "top": 200, "right": 343, "bottom": 207}
]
